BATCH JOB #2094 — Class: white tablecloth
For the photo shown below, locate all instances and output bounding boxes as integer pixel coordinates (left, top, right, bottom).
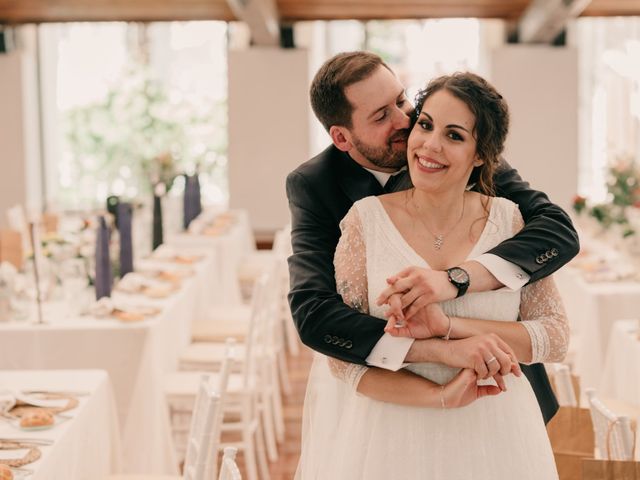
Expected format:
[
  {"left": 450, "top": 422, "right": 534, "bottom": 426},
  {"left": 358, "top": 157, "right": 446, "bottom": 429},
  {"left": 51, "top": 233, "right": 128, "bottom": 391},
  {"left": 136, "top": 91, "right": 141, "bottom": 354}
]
[
  {"left": 600, "top": 319, "right": 640, "bottom": 407},
  {"left": 0, "top": 253, "right": 211, "bottom": 473},
  {"left": 167, "top": 209, "right": 254, "bottom": 305},
  {"left": 0, "top": 369, "right": 121, "bottom": 479},
  {"left": 556, "top": 267, "right": 640, "bottom": 390}
]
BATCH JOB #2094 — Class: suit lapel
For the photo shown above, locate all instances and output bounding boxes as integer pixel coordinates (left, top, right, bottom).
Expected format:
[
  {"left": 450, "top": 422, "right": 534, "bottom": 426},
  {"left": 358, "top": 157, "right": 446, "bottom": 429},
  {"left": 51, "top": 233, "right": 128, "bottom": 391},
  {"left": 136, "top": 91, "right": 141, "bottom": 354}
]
[{"left": 334, "top": 150, "right": 385, "bottom": 203}]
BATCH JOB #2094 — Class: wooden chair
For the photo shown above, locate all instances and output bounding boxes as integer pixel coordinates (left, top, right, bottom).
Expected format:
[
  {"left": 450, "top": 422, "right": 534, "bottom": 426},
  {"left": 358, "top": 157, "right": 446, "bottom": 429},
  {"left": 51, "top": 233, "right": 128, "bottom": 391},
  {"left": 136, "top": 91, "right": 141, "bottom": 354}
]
[{"left": 551, "top": 364, "right": 578, "bottom": 407}]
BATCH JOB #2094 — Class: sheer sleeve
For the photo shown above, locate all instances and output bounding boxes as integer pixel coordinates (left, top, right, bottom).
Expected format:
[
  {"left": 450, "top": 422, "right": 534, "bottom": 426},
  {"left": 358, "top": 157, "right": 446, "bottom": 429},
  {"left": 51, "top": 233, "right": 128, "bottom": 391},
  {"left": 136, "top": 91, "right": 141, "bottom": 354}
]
[
  {"left": 328, "top": 206, "right": 369, "bottom": 390},
  {"left": 512, "top": 208, "right": 570, "bottom": 363}
]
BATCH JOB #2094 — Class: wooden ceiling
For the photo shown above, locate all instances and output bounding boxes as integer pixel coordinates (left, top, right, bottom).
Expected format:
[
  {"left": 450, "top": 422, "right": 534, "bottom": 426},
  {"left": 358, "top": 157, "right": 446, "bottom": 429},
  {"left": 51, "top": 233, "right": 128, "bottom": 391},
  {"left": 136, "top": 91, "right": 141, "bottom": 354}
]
[{"left": 0, "top": 0, "right": 638, "bottom": 24}]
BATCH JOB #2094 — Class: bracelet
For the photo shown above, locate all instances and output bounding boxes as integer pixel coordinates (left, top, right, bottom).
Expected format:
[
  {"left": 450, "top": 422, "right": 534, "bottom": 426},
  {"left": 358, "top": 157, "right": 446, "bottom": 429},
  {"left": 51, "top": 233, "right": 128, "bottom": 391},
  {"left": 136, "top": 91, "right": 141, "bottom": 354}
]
[
  {"left": 443, "top": 315, "right": 453, "bottom": 341},
  {"left": 440, "top": 385, "right": 446, "bottom": 409}
]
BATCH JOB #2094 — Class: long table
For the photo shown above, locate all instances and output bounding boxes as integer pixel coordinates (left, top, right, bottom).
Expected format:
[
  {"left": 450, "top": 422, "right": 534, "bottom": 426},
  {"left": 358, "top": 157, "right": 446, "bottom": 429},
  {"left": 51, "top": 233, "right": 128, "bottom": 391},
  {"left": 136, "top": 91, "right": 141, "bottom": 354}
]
[
  {"left": 0, "top": 247, "right": 215, "bottom": 474},
  {"left": 0, "top": 369, "right": 121, "bottom": 479}
]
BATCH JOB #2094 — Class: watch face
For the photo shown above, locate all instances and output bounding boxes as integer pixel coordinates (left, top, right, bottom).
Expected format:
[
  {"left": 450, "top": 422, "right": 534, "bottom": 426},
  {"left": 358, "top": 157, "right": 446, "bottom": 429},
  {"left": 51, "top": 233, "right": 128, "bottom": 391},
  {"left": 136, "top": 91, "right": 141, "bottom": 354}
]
[{"left": 449, "top": 267, "right": 469, "bottom": 284}]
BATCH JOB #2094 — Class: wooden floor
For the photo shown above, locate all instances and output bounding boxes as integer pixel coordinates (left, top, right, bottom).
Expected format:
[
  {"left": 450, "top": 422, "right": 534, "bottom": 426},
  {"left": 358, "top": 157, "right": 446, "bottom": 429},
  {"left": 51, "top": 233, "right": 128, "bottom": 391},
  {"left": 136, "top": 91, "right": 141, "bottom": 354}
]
[{"left": 269, "top": 345, "right": 313, "bottom": 480}]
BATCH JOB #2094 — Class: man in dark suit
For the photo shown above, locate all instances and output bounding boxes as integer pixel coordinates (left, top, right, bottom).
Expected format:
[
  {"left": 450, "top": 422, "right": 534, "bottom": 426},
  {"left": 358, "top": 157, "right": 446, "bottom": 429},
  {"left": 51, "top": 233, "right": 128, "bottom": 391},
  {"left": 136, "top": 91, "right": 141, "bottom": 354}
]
[{"left": 286, "top": 51, "right": 579, "bottom": 423}]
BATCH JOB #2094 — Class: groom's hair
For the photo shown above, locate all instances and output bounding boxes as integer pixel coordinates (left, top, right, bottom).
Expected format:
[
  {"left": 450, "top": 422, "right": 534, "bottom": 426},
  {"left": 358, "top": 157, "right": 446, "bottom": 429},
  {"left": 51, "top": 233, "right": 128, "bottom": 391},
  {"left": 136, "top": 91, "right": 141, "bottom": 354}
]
[{"left": 310, "top": 51, "right": 390, "bottom": 132}]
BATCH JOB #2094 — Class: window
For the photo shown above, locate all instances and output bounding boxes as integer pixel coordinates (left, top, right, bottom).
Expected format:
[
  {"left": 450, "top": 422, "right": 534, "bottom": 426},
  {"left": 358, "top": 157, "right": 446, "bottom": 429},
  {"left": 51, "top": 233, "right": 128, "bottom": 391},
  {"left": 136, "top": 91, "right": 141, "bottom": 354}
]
[{"left": 39, "top": 21, "right": 229, "bottom": 210}]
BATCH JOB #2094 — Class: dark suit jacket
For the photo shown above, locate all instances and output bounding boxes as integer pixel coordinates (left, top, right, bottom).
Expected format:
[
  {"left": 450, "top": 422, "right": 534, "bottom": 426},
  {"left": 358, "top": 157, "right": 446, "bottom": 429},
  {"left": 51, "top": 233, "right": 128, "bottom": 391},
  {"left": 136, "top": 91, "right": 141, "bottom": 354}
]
[{"left": 286, "top": 144, "right": 579, "bottom": 423}]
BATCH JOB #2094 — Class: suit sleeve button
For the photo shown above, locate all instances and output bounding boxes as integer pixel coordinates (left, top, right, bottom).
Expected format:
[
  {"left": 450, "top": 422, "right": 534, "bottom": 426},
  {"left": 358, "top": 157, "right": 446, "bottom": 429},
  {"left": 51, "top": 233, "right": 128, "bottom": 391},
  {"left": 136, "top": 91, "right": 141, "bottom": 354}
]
[{"left": 324, "top": 335, "right": 332, "bottom": 344}]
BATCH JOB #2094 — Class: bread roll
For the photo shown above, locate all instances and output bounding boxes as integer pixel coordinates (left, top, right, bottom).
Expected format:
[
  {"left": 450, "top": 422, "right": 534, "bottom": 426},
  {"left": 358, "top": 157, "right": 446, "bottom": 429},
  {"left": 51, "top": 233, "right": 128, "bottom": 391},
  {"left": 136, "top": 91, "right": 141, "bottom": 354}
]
[
  {"left": 19, "top": 409, "right": 54, "bottom": 428},
  {"left": 0, "top": 464, "right": 13, "bottom": 480}
]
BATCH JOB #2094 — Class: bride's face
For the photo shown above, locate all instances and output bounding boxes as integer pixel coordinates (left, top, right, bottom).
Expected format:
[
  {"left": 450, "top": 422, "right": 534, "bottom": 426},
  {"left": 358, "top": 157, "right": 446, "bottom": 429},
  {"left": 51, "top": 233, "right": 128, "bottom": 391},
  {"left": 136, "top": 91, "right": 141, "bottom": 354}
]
[{"left": 407, "top": 89, "right": 483, "bottom": 194}]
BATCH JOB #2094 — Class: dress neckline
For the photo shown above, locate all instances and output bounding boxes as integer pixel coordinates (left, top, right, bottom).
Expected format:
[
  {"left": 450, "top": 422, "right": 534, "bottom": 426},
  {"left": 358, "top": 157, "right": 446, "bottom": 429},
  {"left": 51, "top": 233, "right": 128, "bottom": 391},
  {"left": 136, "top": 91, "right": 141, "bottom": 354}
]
[{"left": 370, "top": 195, "right": 496, "bottom": 270}]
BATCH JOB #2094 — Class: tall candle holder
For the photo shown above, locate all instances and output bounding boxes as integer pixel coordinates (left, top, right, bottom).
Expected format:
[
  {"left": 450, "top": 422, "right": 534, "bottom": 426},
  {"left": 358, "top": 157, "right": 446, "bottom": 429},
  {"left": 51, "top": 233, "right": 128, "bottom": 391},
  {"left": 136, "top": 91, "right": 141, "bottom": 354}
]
[{"left": 28, "top": 222, "right": 45, "bottom": 325}]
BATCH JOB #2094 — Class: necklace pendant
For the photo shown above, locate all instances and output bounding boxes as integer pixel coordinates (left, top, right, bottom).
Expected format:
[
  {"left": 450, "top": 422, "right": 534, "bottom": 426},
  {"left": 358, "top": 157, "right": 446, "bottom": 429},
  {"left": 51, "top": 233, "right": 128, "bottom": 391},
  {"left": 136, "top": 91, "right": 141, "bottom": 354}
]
[{"left": 434, "top": 235, "right": 444, "bottom": 250}]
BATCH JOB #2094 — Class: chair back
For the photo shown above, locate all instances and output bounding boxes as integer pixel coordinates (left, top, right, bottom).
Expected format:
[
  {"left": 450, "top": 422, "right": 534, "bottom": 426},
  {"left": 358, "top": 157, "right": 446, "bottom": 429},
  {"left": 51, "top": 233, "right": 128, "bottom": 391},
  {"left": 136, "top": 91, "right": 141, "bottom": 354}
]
[
  {"left": 183, "top": 345, "right": 234, "bottom": 480},
  {"left": 241, "top": 272, "right": 273, "bottom": 390},
  {"left": 217, "top": 447, "right": 242, "bottom": 480},
  {"left": 585, "top": 388, "right": 636, "bottom": 460},
  {"left": 553, "top": 364, "right": 578, "bottom": 407}
]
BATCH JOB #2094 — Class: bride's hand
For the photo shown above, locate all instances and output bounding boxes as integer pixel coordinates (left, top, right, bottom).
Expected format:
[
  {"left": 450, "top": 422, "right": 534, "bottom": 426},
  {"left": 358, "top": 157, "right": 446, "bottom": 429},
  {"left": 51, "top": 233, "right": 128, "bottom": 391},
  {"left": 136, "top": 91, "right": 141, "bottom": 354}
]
[{"left": 442, "top": 369, "right": 502, "bottom": 408}]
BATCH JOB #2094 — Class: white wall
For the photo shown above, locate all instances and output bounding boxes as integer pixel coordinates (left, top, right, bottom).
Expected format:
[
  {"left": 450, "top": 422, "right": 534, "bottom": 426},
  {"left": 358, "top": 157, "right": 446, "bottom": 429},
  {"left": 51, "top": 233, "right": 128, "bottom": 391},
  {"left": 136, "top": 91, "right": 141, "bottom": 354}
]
[
  {"left": 491, "top": 45, "right": 578, "bottom": 212},
  {"left": 228, "top": 48, "right": 310, "bottom": 234},
  {"left": 0, "top": 26, "right": 42, "bottom": 227}
]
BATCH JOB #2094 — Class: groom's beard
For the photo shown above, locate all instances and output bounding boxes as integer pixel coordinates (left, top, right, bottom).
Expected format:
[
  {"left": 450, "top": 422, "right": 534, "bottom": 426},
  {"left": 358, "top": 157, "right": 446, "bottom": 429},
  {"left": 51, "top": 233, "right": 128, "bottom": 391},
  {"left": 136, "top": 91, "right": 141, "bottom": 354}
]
[{"left": 351, "top": 130, "right": 409, "bottom": 170}]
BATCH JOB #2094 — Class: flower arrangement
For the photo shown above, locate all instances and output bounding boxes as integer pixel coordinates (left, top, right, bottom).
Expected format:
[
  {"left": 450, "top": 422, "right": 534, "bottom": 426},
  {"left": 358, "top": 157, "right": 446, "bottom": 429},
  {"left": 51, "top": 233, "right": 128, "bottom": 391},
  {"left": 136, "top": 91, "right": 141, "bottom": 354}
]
[
  {"left": 573, "top": 158, "right": 640, "bottom": 237},
  {"left": 64, "top": 63, "right": 225, "bottom": 205}
]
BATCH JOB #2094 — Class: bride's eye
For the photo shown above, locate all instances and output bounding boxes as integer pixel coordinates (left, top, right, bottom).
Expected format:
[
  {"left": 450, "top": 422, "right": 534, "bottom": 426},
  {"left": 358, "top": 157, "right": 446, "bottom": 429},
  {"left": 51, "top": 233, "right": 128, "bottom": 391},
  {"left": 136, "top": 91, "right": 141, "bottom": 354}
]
[
  {"left": 448, "top": 131, "right": 463, "bottom": 141},
  {"left": 418, "top": 120, "right": 433, "bottom": 131}
]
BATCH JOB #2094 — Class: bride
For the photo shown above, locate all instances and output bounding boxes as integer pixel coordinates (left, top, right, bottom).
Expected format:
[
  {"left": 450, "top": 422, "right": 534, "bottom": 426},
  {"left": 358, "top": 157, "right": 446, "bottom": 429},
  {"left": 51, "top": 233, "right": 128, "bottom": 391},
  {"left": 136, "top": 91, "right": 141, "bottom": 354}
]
[{"left": 296, "top": 72, "right": 569, "bottom": 479}]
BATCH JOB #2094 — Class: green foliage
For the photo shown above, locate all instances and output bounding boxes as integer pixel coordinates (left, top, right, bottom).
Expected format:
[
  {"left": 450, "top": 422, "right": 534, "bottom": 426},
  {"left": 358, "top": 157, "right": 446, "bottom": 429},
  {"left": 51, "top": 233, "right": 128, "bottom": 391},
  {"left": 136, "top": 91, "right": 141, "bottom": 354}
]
[
  {"left": 63, "top": 64, "right": 226, "bottom": 201},
  {"left": 574, "top": 158, "right": 640, "bottom": 236}
]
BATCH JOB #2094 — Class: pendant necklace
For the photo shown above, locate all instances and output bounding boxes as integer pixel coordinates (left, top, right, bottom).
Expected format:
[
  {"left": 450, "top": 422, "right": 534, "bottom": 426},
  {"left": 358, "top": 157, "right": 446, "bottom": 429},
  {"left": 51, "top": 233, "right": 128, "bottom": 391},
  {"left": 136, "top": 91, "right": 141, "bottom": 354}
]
[{"left": 412, "top": 195, "right": 466, "bottom": 250}]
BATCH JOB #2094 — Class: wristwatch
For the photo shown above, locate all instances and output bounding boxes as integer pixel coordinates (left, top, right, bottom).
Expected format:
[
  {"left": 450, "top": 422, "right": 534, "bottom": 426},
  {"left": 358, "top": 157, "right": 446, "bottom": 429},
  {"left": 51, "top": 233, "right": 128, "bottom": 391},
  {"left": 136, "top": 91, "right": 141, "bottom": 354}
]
[{"left": 446, "top": 267, "right": 470, "bottom": 298}]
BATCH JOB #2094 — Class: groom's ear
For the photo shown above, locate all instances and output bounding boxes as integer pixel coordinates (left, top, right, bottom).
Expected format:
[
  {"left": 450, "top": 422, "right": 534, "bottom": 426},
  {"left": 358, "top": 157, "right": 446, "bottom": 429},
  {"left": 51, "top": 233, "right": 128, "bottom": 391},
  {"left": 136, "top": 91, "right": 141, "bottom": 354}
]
[{"left": 329, "top": 126, "right": 353, "bottom": 152}]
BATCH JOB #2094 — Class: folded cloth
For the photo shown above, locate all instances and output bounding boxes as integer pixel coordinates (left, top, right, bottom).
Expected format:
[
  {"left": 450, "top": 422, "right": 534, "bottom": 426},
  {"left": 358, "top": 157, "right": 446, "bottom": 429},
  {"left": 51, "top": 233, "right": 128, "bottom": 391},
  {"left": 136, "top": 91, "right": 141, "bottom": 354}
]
[
  {"left": 88, "top": 296, "right": 114, "bottom": 316},
  {"left": 117, "top": 202, "right": 134, "bottom": 277},
  {"left": 94, "top": 216, "right": 112, "bottom": 300},
  {"left": 183, "top": 173, "right": 202, "bottom": 230},
  {"left": 0, "top": 389, "right": 16, "bottom": 414}
]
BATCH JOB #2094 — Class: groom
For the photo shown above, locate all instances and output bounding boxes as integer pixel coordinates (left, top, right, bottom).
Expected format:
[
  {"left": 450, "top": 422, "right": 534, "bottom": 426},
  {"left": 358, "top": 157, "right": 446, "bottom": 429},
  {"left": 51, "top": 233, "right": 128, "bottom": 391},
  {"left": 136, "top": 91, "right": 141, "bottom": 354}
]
[{"left": 286, "top": 51, "right": 578, "bottom": 423}]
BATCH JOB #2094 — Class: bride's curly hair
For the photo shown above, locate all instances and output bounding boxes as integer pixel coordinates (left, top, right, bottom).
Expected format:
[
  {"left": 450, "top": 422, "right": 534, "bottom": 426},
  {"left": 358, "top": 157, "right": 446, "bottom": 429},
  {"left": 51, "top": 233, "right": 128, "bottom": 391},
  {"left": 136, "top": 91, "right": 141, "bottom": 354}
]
[{"left": 412, "top": 72, "right": 509, "bottom": 196}]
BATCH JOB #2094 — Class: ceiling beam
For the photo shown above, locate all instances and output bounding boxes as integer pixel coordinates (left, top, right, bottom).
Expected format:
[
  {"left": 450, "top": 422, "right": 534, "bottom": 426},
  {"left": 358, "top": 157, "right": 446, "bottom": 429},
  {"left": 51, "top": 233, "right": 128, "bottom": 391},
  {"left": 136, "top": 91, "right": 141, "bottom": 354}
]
[
  {"left": 518, "top": 0, "right": 592, "bottom": 44},
  {"left": 226, "top": 0, "right": 280, "bottom": 46}
]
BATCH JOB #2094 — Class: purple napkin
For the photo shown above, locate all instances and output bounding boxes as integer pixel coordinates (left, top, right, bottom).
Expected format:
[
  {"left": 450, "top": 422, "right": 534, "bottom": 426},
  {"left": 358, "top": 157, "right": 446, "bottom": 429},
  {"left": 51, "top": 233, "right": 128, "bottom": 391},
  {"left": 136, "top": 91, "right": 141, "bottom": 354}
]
[
  {"left": 117, "top": 202, "right": 133, "bottom": 277},
  {"left": 94, "top": 215, "right": 112, "bottom": 300}
]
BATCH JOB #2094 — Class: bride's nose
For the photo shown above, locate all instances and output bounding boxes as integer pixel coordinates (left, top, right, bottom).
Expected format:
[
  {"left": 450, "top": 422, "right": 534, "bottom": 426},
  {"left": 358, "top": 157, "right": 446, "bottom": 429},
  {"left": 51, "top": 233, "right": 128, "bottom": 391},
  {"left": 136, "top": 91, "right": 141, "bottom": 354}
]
[{"left": 423, "top": 133, "right": 442, "bottom": 153}]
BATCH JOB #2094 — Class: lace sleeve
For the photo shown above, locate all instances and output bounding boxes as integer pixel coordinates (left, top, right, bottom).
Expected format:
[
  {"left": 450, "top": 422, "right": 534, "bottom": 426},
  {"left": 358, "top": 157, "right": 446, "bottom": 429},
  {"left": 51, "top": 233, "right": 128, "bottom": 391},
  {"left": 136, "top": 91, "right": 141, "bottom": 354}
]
[
  {"left": 519, "top": 277, "right": 569, "bottom": 363},
  {"left": 328, "top": 206, "right": 369, "bottom": 390},
  {"left": 512, "top": 205, "right": 569, "bottom": 363}
]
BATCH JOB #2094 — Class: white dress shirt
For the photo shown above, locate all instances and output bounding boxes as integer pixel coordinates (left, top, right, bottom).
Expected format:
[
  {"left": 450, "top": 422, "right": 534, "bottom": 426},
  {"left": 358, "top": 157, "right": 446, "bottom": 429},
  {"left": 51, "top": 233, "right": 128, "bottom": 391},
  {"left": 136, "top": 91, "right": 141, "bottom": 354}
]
[{"left": 362, "top": 167, "right": 530, "bottom": 371}]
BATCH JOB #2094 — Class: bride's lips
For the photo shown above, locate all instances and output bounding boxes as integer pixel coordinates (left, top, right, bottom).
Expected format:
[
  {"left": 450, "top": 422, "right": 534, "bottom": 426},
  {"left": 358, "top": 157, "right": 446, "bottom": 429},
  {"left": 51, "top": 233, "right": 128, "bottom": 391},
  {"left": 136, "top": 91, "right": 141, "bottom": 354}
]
[{"left": 415, "top": 155, "right": 447, "bottom": 173}]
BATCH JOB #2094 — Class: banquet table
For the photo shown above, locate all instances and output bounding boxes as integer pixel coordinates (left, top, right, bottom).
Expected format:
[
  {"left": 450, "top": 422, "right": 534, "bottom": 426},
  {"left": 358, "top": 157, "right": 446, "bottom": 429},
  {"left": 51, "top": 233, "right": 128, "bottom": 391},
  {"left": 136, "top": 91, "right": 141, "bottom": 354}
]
[
  {"left": 600, "top": 319, "right": 640, "bottom": 407},
  {"left": 0, "top": 248, "right": 213, "bottom": 474},
  {"left": 0, "top": 369, "right": 121, "bottom": 479},
  {"left": 167, "top": 209, "right": 254, "bottom": 305}
]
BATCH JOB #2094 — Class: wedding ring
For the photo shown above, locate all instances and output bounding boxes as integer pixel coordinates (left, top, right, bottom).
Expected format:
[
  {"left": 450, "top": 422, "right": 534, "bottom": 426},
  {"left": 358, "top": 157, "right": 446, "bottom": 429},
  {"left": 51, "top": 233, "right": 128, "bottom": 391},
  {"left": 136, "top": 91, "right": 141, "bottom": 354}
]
[{"left": 486, "top": 356, "right": 497, "bottom": 365}]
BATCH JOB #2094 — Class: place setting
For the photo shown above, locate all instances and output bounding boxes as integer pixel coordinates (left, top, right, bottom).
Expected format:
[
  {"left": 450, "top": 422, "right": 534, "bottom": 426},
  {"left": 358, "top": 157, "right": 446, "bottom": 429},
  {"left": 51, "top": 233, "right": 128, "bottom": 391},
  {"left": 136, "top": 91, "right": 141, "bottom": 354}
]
[{"left": 0, "top": 388, "right": 84, "bottom": 478}]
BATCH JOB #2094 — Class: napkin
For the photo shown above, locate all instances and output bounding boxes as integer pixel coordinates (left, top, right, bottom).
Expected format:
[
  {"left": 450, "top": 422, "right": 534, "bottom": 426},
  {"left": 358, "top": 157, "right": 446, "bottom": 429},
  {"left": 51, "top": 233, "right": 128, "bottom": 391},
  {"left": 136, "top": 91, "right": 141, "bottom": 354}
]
[
  {"left": 94, "top": 216, "right": 112, "bottom": 300},
  {"left": 152, "top": 191, "right": 164, "bottom": 250},
  {"left": 117, "top": 203, "right": 134, "bottom": 277},
  {"left": 183, "top": 173, "right": 202, "bottom": 230},
  {"left": 0, "top": 389, "right": 16, "bottom": 414}
]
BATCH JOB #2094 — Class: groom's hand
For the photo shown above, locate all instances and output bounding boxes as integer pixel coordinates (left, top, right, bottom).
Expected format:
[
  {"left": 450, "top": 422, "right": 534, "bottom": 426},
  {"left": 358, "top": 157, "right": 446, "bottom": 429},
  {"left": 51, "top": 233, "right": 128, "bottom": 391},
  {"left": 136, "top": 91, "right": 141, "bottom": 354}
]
[
  {"left": 375, "top": 267, "right": 456, "bottom": 320},
  {"left": 384, "top": 300, "right": 448, "bottom": 339}
]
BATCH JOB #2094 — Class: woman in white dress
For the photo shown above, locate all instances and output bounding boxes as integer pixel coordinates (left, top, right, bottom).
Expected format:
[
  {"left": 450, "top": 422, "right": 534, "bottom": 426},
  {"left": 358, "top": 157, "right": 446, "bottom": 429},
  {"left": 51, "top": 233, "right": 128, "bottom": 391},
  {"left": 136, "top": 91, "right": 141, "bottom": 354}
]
[{"left": 296, "top": 72, "right": 569, "bottom": 480}]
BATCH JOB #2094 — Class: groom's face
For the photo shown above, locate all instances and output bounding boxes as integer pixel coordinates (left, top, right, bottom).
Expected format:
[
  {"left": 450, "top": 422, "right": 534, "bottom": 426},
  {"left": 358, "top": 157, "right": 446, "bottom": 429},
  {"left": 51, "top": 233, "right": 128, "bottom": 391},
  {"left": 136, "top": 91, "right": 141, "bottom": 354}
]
[{"left": 343, "top": 66, "right": 412, "bottom": 172}]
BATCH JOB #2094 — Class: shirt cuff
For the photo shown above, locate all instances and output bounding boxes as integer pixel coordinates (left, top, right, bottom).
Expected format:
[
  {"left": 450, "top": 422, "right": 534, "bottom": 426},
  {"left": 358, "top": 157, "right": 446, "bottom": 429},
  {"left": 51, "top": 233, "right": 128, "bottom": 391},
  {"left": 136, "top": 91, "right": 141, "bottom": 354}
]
[
  {"left": 365, "top": 334, "right": 414, "bottom": 371},
  {"left": 475, "top": 253, "right": 529, "bottom": 291}
]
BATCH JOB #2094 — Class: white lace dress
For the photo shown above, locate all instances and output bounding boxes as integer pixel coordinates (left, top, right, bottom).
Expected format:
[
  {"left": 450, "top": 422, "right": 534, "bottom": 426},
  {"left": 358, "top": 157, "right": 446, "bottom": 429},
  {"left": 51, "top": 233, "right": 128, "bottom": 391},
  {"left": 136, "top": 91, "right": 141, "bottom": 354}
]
[{"left": 296, "top": 196, "right": 568, "bottom": 480}]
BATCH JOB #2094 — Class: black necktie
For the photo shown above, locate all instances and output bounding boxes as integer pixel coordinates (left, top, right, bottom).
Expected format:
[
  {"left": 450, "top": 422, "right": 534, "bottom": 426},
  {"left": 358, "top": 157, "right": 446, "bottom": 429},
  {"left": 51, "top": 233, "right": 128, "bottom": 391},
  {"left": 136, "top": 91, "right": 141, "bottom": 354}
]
[{"left": 383, "top": 171, "right": 405, "bottom": 193}]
